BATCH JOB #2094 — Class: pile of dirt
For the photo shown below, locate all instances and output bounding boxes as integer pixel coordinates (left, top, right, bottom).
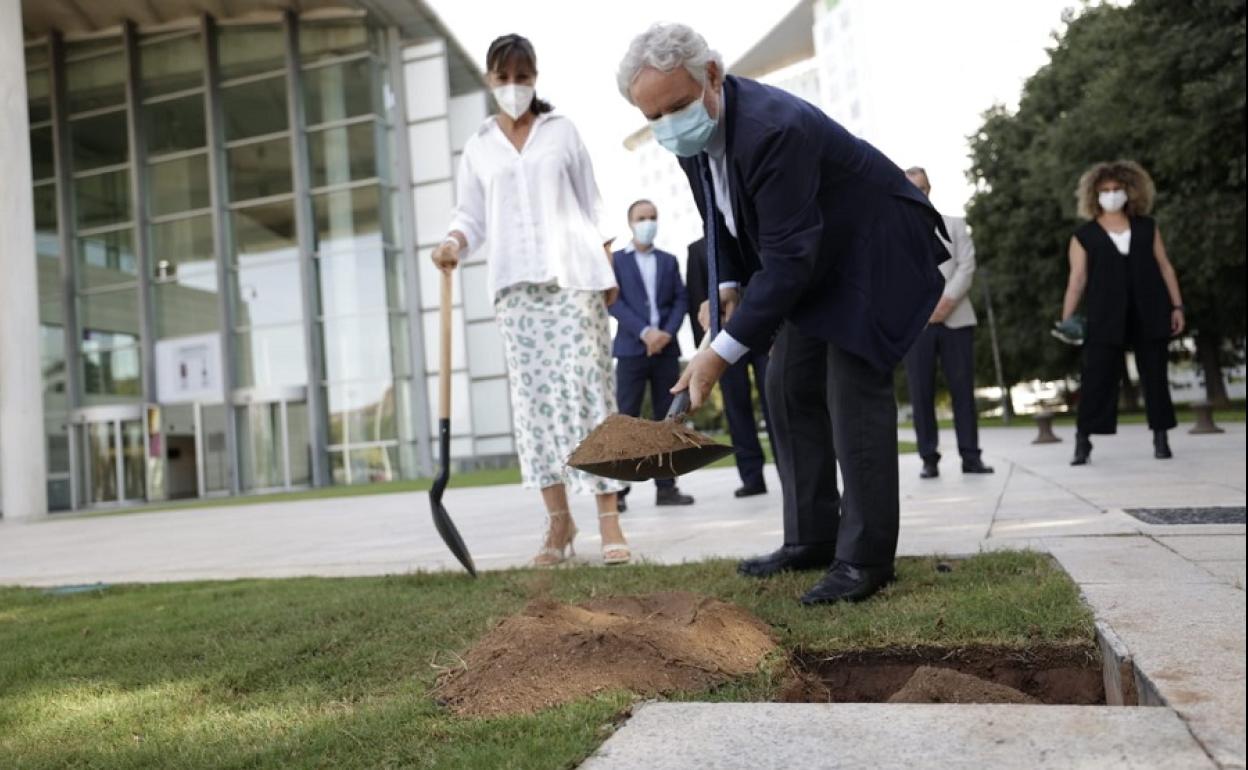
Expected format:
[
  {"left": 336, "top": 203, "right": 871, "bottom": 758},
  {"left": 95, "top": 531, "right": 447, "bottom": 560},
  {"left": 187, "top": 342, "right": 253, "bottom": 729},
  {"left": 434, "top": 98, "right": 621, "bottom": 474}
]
[
  {"left": 887, "top": 665, "right": 1040, "bottom": 704},
  {"left": 567, "top": 414, "right": 722, "bottom": 467},
  {"left": 434, "top": 592, "right": 777, "bottom": 716}
]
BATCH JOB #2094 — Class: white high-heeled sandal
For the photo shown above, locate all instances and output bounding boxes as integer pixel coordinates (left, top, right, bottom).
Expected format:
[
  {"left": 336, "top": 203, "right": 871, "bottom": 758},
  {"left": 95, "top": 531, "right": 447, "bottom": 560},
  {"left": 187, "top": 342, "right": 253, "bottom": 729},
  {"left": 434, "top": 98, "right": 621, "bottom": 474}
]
[
  {"left": 533, "top": 510, "right": 577, "bottom": 567},
  {"left": 598, "top": 511, "right": 631, "bottom": 566}
]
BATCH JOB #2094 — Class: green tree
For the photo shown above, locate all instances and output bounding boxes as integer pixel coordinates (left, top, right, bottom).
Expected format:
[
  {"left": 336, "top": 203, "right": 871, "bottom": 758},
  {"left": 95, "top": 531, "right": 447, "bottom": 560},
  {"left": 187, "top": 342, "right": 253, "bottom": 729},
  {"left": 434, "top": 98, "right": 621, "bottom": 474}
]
[{"left": 966, "top": 0, "right": 1246, "bottom": 405}]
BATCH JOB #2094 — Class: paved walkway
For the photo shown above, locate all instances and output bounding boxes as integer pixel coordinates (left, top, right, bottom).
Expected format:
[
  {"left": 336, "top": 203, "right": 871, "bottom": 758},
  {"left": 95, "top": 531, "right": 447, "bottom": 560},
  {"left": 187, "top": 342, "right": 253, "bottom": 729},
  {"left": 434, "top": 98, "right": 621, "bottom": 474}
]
[{"left": 2, "top": 422, "right": 1244, "bottom": 767}]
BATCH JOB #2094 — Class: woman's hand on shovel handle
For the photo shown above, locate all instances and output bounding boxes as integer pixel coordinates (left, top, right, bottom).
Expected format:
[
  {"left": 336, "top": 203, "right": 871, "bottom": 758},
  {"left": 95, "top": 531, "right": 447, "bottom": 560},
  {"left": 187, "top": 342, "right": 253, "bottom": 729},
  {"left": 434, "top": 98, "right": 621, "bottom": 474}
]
[
  {"left": 433, "top": 233, "right": 464, "bottom": 273},
  {"left": 671, "top": 347, "right": 730, "bottom": 410}
]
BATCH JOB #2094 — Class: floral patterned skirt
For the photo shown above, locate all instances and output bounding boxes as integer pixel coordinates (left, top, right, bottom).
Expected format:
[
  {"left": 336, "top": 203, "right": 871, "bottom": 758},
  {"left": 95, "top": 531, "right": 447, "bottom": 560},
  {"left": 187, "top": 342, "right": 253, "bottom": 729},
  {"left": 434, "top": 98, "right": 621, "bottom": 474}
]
[{"left": 494, "top": 282, "right": 624, "bottom": 495}]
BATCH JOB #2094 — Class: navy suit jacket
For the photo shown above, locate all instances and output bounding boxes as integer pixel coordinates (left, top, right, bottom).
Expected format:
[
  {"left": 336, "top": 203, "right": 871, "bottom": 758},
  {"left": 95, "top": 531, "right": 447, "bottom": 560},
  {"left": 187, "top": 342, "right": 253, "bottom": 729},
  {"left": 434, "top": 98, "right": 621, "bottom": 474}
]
[
  {"left": 679, "top": 76, "right": 949, "bottom": 372},
  {"left": 609, "top": 247, "right": 687, "bottom": 358}
]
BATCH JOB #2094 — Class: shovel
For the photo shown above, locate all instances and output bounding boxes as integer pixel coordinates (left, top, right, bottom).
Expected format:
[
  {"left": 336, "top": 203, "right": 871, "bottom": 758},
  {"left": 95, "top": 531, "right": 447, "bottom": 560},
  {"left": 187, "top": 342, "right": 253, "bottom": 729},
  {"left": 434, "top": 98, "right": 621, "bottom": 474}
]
[
  {"left": 568, "top": 333, "right": 733, "bottom": 482},
  {"left": 428, "top": 269, "right": 477, "bottom": 577}
]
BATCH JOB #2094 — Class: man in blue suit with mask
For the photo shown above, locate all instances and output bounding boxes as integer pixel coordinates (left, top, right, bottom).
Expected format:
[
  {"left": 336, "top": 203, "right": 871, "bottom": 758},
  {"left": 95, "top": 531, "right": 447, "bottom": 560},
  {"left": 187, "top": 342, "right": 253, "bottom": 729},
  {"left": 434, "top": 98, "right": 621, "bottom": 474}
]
[
  {"left": 618, "top": 23, "right": 948, "bottom": 605},
  {"left": 609, "top": 199, "right": 695, "bottom": 508}
]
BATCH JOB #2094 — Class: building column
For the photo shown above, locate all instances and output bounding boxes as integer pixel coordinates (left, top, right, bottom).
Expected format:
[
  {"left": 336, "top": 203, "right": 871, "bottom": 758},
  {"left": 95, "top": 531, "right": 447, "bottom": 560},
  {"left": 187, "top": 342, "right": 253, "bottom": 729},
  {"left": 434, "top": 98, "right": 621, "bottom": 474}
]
[{"left": 0, "top": 0, "right": 50, "bottom": 520}]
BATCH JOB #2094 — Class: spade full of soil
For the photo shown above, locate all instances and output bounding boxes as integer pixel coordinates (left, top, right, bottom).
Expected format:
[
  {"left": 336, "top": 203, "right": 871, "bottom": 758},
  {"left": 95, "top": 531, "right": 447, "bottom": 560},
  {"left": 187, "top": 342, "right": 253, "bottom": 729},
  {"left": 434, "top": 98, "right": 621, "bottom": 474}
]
[{"left": 567, "top": 392, "right": 733, "bottom": 482}]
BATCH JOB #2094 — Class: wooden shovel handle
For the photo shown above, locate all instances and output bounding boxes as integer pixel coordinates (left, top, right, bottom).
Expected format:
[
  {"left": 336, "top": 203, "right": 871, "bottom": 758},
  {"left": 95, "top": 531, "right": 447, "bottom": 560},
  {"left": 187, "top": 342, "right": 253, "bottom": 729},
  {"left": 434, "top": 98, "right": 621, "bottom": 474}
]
[{"left": 439, "top": 269, "right": 453, "bottom": 420}]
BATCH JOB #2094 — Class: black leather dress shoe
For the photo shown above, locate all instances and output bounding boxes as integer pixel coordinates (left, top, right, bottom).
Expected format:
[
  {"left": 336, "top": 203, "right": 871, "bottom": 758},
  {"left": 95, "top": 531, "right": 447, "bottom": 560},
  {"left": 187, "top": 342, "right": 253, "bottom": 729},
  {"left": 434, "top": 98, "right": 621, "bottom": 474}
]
[
  {"left": 919, "top": 460, "right": 939, "bottom": 479},
  {"left": 734, "top": 484, "right": 768, "bottom": 498},
  {"left": 800, "top": 561, "right": 896, "bottom": 605},
  {"left": 1071, "top": 434, "right": 1092, "bottom": 466},
  {"left": 961, "top": 457, "right": 995, "bottom": 474},
  {"left": 737, "top": 543, "right": 837, "bottom": 578},
  {"left": 655, "top": 487, "right": 695, "bottom": 506},
  {"left": 1154, "top": 430, "right": 1173, "bottom": 459}
]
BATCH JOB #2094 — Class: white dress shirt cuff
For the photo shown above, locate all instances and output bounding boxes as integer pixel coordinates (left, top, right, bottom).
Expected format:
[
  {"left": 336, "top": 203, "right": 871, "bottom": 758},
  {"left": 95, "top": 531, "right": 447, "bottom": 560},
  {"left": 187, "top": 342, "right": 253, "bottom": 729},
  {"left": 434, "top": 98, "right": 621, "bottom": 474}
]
[
  {"left": 639, "top": 327, "right": 653, "bottom": 340},
  {"left": 718, "top": 281, "right": 740, "bottom": 290},
  {"left": 710, "top": 331, "right": 749, "bottom": 365}
]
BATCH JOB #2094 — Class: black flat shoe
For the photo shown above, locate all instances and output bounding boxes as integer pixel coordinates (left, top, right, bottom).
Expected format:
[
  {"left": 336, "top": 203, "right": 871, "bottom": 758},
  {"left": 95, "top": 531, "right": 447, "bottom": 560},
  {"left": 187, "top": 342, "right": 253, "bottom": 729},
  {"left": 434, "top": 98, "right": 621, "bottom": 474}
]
[
  {"left": 655, "top": 487, "right": 694, "bottom": 506},
  {"left": 919, "top": 460, "right": 939, "bottom": 479},
  {"left": 737, "top": 543, "right": 837, "bottom": 579},
  {"left": 734, "top": 484, "right": 768, "bottom": 498},
  {"left": 800, "top": 561, "right": 896, "bottom": 605},
  {"left": 961, "top": 457, "right": 995, "bottom": 474},
  {"left": 1154, "top": 430, "right": 1173, "bottom": 460},
  {"left": 1071, "top": 434, "right": 1092, "bottom": 466}
]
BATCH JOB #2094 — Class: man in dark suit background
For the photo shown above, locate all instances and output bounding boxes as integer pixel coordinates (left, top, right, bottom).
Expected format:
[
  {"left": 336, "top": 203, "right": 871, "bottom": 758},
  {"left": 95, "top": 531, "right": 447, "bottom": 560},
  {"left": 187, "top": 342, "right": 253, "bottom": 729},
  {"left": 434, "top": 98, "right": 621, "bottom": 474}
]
[
  {"left": 619, "top": 23, "right": 947, "bottom": 604},
  {"left": 687, "top": 237, "right": 773, "bottom": 498},
  {"left": 609, "top": 199, "right": 695, "bottom": 507}
]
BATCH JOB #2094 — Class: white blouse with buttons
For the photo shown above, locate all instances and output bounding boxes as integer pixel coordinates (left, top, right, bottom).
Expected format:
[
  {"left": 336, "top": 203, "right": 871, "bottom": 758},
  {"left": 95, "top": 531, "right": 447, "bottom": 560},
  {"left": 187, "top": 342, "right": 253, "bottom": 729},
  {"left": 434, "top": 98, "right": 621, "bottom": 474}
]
[{"left": 448, "top": 113, "right": 616, "bottom": 298}]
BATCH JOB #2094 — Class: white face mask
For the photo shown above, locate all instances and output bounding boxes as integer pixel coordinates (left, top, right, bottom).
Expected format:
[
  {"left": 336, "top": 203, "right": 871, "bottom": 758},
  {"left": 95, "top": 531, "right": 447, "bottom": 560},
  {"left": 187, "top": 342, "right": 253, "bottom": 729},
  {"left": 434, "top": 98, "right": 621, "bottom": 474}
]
[
  {"left": 492, "top": 84, "right": 534, "bottom": 120},
  {"left": 1098, "top": 189, "right": 1128, "bottom": 213},
  {"left": 631, "top": 219, "right": 658, "bottom": 246}
]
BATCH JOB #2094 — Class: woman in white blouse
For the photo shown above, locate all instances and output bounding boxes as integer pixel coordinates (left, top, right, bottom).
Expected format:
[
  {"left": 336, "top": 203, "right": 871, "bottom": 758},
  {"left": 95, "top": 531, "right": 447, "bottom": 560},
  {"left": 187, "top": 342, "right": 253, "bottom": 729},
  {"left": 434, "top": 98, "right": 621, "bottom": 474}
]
[{"left": 431, "top": 34, "right": 629, "bottom": 567}]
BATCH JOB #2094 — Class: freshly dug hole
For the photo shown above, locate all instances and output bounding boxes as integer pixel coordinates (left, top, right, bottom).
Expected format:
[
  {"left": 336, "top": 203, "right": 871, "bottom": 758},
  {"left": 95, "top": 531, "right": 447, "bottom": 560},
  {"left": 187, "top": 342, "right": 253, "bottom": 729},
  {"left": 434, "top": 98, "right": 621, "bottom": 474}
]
[
  {"left": 781, "top": 645, "right": 1104, "bottom": 704},
  {"left": 435, "top": 592, "right": 777, "bottom": 717}
]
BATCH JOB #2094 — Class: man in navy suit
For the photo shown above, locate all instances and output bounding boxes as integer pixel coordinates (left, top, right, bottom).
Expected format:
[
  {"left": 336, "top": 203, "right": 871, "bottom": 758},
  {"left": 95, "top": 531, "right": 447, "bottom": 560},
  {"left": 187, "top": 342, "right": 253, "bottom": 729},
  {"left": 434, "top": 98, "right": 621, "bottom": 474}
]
[
  {"left": 609, "top": 199, "right": 695, "bottom": 508},
  {"left": 618, "top": 23, "right": 947, "bottom": 604}
]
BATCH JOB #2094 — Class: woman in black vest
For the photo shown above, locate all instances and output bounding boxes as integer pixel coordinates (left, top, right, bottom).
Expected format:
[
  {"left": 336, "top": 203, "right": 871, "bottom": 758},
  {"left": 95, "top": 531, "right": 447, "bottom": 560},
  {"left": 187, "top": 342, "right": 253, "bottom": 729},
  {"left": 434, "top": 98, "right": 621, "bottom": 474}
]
[{"left": 1060, "top": 161, "right": 1186, "bottom": 465}]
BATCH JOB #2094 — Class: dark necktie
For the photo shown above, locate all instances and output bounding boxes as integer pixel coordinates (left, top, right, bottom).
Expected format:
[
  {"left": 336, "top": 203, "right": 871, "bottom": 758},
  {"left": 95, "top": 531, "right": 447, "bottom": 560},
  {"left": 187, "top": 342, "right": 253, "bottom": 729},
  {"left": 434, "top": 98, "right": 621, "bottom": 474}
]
[{"left": 698, "top": 154, "right": 721, "bottom": 338}]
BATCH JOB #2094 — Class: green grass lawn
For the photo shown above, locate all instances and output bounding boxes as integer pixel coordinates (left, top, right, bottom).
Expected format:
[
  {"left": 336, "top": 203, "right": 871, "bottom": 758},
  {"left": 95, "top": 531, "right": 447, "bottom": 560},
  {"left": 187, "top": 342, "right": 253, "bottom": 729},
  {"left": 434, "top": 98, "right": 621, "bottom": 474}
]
[{"left": 0, "top": 552, "right": 1093, "bottom": 769}]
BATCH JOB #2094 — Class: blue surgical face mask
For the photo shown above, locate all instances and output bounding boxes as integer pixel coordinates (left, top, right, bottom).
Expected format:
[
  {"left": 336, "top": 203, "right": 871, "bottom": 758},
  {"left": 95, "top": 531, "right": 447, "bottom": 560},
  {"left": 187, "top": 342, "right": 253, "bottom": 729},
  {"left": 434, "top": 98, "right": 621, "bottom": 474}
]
[
  {"left": 649, "top": 87, "right": 717, "bottom": 157},
  {"left": 631, "top": 219, "right": 658, "bottom": 245}
]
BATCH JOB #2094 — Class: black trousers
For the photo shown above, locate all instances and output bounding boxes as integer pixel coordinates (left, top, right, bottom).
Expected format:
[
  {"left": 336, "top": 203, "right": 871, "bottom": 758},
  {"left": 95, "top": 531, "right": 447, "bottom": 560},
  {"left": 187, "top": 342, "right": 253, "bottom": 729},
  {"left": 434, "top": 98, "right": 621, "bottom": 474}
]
[
  {"left": 766, "top": 322, "right": 899, "bottom": 567},
  {"left": 719, "top": 349, "right": 776, "bottom": 489},
  {"left": 903, "top": 324, "right": 982, "bottom": 464},
  {"left": 616, "top": 354, "right": 681, "bottom": 489},
  {"left": 1077, "top": 338, "right": 1176, "bottom": 435}
]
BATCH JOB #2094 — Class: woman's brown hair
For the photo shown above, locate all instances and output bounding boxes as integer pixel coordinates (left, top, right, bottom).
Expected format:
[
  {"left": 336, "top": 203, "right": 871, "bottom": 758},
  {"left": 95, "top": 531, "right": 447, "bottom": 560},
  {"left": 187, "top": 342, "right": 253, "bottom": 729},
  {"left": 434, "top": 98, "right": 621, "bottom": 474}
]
[
  {"left": 485, "top": 34, "right": 554, "bottom": 115},
  {"left": 1075, "top": 160, "right": 1156, "bottom": 219}
]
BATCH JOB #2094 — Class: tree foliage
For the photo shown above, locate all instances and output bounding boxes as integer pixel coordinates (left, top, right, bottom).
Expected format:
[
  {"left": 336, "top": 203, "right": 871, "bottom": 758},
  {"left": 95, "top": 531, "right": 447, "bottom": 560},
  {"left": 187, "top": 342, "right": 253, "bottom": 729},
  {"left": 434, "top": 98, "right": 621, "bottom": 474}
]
[{"left": 965, "top": 0, "right": 1246, "bottom": 396}]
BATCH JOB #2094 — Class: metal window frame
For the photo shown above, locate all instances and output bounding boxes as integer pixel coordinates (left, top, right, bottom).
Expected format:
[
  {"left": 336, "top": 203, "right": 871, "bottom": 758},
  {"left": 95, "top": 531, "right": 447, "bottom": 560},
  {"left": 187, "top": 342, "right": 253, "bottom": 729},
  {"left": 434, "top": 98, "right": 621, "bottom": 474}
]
[
  {"left": 49, "top": 33, "right": 83, "bottom": 510},
  {"left": 142, "top": 84, "right": 207, "bottom": 106},
  {"left": 122, "top": 23, "right": 157, "bottom": 410},
  {"left": 283, "top": 10, "right": 330, "bottom": 488},
  {"left": 146, "top": 145, "right": 211, "bottom": 165},
  {"left": 386, "top": 27, "right": 434, "bottom": 477},
  {"left": 202, "top": 14, "right": 242, "bottom": 495}
]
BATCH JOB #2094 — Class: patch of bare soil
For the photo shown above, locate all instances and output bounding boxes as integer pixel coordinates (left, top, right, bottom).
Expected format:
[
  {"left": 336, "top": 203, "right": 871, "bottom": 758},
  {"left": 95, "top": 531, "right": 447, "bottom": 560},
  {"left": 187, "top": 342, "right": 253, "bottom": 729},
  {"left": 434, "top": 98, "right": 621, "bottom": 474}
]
[
  {"left": 435, "top": 592, "right": 777, "bottom": 717},
  {"left": 887, "top": 666, "right": 1039, "bottom": 704},
  {"left": 780, "top": 645, "right": 1103, "bottom": 705}
]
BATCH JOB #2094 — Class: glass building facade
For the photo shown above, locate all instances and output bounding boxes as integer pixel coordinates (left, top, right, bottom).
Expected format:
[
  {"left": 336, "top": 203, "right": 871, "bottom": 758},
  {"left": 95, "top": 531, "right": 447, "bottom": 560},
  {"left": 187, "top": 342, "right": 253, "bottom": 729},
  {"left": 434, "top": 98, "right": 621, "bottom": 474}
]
[{"left": 12, "top": 7, "right": 511, "bottom": 514}]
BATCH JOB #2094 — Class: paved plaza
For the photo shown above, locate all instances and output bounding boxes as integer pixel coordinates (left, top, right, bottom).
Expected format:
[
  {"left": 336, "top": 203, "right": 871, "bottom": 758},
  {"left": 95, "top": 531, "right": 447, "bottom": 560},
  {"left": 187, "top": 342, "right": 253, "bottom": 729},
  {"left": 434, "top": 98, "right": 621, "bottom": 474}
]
[{"left": 2, "top": 422, "right": 1244, "bottom": 767}]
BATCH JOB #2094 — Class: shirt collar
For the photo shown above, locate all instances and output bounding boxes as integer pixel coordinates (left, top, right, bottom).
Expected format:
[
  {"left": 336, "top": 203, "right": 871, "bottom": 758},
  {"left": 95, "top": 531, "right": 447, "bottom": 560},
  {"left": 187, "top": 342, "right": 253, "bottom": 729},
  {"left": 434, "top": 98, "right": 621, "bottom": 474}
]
[
  {"left": 478, "top": 111, "right": 557, "bottom": 137},
  {"left": 624, "top": 242, "right": 655, "bottom": 256},
  {"left": 704, "top": 85, "right": 728, "bottom": 159}
]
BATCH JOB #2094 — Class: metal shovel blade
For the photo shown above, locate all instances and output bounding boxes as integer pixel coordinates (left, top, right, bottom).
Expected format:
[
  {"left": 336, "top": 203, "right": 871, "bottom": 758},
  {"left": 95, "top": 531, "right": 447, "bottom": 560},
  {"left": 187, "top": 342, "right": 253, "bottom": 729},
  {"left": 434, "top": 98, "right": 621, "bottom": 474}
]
[
  {"left": 428, "top": 420, "right": 477, "bottom": 577},
  {"left": 567, "top": 391, "right": 734, "bottom": 482}
]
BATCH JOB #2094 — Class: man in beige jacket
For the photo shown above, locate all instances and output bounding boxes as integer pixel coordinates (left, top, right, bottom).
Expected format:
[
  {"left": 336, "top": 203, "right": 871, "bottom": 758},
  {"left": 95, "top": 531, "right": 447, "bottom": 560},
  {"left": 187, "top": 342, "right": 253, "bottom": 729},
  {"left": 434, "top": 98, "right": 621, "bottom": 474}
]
[{"left": 903, "top": 168, "right": 994, "bottom": 478}]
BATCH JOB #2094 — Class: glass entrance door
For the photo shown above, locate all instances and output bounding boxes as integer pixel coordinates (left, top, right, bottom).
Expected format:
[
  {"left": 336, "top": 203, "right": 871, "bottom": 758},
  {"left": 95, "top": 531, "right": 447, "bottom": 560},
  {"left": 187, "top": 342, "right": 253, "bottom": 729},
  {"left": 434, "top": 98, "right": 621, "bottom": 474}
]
[
  {"left": 233, "top": 386, "right": 310, "bottom": 492},
  {"left": 74, "top": 405, "right": 146, "bottom": 507}
]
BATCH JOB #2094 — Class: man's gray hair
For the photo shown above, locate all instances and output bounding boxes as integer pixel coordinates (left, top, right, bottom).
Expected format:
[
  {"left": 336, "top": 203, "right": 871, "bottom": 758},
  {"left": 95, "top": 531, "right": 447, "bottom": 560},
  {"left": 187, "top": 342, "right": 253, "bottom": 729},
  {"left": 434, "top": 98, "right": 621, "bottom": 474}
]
[{"left": 617, "top": 23, "right": 724, "bottom": 105}]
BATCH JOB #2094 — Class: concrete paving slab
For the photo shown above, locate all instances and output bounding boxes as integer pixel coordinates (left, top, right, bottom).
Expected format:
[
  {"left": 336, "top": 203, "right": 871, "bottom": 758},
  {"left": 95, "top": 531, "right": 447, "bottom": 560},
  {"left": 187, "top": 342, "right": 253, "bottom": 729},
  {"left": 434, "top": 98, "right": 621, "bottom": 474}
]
[
  {"left": 580, "top": 702, "right": 1216, "bottom": 770},
  {"left": 1196, "top": 560, "right": 1246, "bottom": 588},
  {"left": 1074, "top": 580, "right": 1247, "bottom": 769},
  {"left": 990, "top": 512, "right": 1141, "bottom": 539},
  {"left": 1154, "top": 535, "right": 1247, "bottom": 563},
  {"left": 1046, "top": 536, "right": 1225, "bottom": 585}
]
